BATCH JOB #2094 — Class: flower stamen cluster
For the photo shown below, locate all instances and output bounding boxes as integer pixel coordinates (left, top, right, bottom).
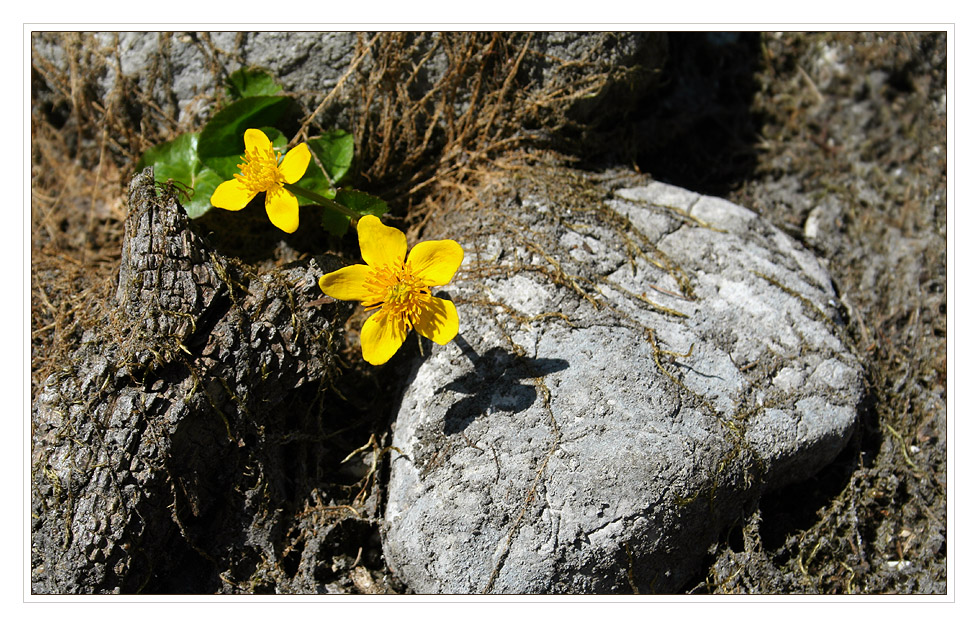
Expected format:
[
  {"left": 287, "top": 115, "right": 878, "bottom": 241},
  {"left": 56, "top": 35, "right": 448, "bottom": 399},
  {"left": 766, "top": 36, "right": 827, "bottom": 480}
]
[
  {"left": 235, "top": 142, "right": 286, "bottom": 195},
  {"left": 363, "top": 263, "right": 433, "bottom": 333}
]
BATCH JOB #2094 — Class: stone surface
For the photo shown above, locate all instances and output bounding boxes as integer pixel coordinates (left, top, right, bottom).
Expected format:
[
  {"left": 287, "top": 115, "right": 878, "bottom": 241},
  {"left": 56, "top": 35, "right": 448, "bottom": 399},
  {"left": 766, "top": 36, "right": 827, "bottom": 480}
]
[
  {"left": 381, "top": 166, "right": 863, "bottom": 593},
  {"left": 31, "top": 31, "right": 665, "bottom": 128}
]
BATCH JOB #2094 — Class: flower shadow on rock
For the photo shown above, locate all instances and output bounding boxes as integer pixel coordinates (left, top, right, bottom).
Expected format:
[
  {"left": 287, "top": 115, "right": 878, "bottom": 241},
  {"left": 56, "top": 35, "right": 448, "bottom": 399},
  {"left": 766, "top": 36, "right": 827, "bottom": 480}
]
[{"left": 438, "top": 337, "right": 569, "bottom": 435}]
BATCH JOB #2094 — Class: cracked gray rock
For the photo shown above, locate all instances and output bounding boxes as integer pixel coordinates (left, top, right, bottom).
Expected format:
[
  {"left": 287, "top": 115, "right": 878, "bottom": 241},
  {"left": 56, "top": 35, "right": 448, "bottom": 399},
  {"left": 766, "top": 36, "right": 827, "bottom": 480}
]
[{"left": 381, "top": 167, "right": 863, "bottom": 594}]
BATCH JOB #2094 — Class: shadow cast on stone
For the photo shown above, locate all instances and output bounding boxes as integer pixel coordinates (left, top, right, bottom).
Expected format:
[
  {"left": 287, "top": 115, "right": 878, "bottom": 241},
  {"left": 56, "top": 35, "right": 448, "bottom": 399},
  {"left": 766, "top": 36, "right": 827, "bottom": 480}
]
[{"left": 439, "top": 336, "right": 569, "bottom": 436}]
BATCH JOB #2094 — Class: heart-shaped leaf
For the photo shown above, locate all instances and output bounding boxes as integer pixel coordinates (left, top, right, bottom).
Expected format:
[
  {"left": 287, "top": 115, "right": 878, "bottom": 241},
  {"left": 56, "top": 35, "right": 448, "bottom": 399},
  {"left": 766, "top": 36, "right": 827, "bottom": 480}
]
[
  {"left": 136, "top": 132, "right": 224, "bottom": 219},
  {"left": 226, "top": 67, "right": 283, "bottom": 100},
  {"left": 321, "top": 189, "right": 388, "bottom": 237},
  {"left": 308, "top": 130, "right": 355, "bottom": 185}
]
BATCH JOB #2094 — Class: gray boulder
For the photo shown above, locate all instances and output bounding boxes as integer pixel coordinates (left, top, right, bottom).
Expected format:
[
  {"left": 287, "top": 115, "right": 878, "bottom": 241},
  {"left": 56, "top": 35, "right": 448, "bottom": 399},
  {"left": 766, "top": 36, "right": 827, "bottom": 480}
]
[{"left": 382, "top": 166, "right": 863, "bottom": 593}]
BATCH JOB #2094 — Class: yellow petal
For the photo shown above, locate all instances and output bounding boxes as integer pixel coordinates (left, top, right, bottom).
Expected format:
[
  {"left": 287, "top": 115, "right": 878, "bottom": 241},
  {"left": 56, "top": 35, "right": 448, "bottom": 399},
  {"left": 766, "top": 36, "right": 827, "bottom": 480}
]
[
  {"left": 414, "top": 297, "right": 459, "bottom": 345},
  {"left": 211, "top": 178, "right": 256, "bottom": 211},
  {"left": 360, "top": 311, "right": 408, "bottom": 365},
  {"left": 357, "top": 215, "right": 407, "bottom": 270},
  {"left": 265, "top": 187, "right": 299, "bottom": 233},
  {"left": 318, "top": 264, "right": 374, "bottom": 301},
  {"left": 243, "top": 128, "right": 272, "bottom": 153},
  {"left": 407, "top": 239, "right": 464, "bottom": 286},
  {"left": 279, "top": 143, "right": 311, "bottom": 184}
]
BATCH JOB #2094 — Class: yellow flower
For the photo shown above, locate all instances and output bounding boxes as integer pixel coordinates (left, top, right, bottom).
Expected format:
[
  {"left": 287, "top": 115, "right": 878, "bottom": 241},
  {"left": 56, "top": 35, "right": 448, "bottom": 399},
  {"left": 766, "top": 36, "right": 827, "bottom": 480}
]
[
  {"left": 210, "top": 128, "right": 311, "bottom": 233},
  {"left": 319, "top": 215, "right": 464, "bottom": 365}
]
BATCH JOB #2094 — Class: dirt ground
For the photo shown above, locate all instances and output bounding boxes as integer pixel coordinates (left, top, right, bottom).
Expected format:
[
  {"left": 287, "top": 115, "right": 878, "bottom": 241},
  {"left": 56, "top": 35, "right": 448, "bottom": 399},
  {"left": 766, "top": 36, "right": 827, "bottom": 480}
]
[
  {"left": 30, "top": 31, "right": 947, "bottom": 594},
  {"left": 645, "top": 32, "right": 947, "bottom": 594}
]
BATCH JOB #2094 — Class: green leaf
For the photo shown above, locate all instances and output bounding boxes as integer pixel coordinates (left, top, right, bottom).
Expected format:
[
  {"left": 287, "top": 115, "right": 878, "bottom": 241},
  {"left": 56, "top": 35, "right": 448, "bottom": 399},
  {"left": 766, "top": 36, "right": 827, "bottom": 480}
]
[
  {"left": 260, "top": 126, "right": 288, "bottom": 149},
  {"left": 321, "top": 189, "right": 388, "bottom": 237},
  {"left": 136, "top": 132, "right": 224, "bottom": 219},
  {"left": 225, "top": 67, "right": 283, "bottom": 100},
  {"left": 197, "top": 96, "right": 293, "bottom": 179},
  {"left": 320, "top": 209, "right": 352, "bottom": 237},
  {"left": 308, "top": 130, "right": 355, "bottom": 185},
  {"left": 136, "top": 132, "right": 198, "bottom": 182},
  {"left": 183, "top": 168, "right": 225, "bottom": 219},
  {"left": 336, "top": 189, "right": 388, "bottom": 217},
  {"left": 299, "top": 131, "right": 355, "bottom": 207},
  {"left": 293, "top": 159, "right": 337, "bottom": 201}
]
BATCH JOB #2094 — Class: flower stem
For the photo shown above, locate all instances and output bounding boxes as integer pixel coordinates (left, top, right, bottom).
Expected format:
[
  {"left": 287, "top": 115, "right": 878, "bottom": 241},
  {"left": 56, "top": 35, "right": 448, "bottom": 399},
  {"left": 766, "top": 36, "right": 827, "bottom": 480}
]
[{"left": 283, "top": 183, "right": 360, "bottom": 224}]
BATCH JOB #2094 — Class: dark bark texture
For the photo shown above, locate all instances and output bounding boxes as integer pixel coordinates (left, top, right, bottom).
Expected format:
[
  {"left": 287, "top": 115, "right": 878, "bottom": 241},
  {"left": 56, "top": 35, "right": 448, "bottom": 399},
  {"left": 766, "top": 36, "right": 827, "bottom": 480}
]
[{"left": 31, "top": 169, "right": 346, "bottom": 593}]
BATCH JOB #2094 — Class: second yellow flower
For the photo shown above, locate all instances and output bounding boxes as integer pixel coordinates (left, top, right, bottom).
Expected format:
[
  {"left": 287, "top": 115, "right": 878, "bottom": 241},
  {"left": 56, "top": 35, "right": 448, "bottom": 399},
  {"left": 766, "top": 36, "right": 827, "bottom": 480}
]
[{"left": 319, "top": 215, "right": 464, "bottom": 365}]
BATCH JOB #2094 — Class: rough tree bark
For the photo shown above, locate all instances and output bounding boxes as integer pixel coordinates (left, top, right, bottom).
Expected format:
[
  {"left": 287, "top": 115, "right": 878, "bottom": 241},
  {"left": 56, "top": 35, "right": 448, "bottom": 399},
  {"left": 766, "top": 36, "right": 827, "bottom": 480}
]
[{"left": 31, "top": 169, "right": 347, "bottom": 593}]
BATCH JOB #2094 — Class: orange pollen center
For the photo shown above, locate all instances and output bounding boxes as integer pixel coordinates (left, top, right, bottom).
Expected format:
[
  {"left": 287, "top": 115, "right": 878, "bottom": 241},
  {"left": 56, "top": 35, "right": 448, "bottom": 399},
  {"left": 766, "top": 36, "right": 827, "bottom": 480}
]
[
  {"left": 234, "top": 145, "right": 284, "bottom": 194},
  {"left": 363, "top": 263, "right": 431, "bottom": 331}
]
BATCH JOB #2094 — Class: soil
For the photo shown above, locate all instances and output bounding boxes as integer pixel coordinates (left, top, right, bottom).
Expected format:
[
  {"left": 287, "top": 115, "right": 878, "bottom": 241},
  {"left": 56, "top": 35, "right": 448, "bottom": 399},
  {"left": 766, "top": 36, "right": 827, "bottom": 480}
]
[
  {"left": 649, "top": 32, "right": 947, "bottom": 594},
  {"left": 30, "top": 31, "right": 947, "bottom": 594}
]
